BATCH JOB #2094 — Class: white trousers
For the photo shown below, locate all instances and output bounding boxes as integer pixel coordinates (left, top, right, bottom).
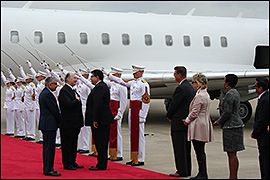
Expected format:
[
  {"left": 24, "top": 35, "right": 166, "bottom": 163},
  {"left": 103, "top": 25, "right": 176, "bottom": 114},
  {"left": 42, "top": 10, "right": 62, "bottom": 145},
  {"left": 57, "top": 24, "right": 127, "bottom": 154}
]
[
  {"left": 78, "top": 108, "right": 90, "bottom": 150},
  {"left": 14, "top": 109, "right": 25, "bottom": 136},
  {"left": 36, "top": 109, "right": 43, "bottom": 141},
  {"left": 55, "top": 128, "right": 61, "bottom": 144},
  {"left": 117, "top": 119, "right": 123, "bottom": 157},
  {"left": 25, "top": 108, "right": 36, "bottom": 139},
  {"left": 5, "top": 108, "right": 14, "bottom": 134},
  {"left": 128, "top": 109, "right": 145, "bottom": 162}
]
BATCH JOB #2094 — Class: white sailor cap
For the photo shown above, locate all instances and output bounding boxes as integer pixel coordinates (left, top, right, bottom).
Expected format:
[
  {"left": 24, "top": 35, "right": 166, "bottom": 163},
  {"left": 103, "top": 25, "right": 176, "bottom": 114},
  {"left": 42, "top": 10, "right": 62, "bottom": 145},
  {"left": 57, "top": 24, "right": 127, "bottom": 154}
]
[
  {"left": 132, "top": 64, "right": 145, "bottom": 73},
  {"left": 110, "top": 66, "right": 123, "bottom": 74},
  {"left": 25, "top": 74, "right": 34, "bottom": 80},
  {"left": 16, "top": 77, "right": 24, "bottom": 83},
  {"left": 36, "top": 70, "right": 47, "bottom": 77},
  {"left": 6, "top": 78, "right": 15, "bottom": 84}
]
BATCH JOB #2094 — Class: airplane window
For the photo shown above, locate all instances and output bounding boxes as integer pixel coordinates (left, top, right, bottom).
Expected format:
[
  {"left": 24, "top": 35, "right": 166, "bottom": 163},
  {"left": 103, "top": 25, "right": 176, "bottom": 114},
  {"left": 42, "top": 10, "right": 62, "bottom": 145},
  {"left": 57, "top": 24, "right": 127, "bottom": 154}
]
[
  {"left": 203, "top": 36, "right": 211, "bottom": 47},
  {"left": 34, "top": 31, "right": 43, "bottom": 44},
  {"left": 183, "top": 36, "right": 191, "bottom": 47},
  {"left": 10, "top": 30, "right": 19, "bottom": 43},
  {"left": 122, "top": 34, "right": 130, "bottom": 46},
  {"left": 102, "top": 33, "right": 110, "bottom": 45},
  {"left": 57, "top": 32, "right": 66, "bottom": 44},
  {"left": 165, "top": 35, "right": 173, "bottom": 46},
  {"left": 80, "top": 32, "right": 88, "bottom": 44},
  {"left": 145, "top": 34, "right": 152, "bottom": 46},
  {"left": 220, "top": 36, "right": 228, "bottom": 47}
]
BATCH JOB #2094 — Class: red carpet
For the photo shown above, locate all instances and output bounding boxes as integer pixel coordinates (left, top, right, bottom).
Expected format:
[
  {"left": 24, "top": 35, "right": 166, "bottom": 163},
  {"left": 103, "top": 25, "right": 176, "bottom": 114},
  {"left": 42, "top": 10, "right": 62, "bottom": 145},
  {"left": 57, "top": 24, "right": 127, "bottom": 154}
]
[{"left": 1, "top": 134, "right": 180, "bottom": 179}]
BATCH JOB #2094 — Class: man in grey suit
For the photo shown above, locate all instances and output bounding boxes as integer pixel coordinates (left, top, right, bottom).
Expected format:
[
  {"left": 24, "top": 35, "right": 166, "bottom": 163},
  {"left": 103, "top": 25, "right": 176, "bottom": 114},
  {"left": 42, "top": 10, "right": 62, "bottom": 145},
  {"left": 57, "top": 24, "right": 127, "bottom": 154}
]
[
  {"left": 167, "top": 66, "right": 196, "bottom": 178},
  {"left": 39, "top": 77, "right": 62, "bottom": 176}
]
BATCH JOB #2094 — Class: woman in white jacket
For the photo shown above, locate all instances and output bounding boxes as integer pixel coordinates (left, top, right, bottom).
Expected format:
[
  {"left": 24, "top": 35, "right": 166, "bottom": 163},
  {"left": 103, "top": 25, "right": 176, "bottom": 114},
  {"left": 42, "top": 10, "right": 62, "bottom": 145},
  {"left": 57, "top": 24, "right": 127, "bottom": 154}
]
[{"left": 183, "top": 73, "right": 214, "bottom": 179}]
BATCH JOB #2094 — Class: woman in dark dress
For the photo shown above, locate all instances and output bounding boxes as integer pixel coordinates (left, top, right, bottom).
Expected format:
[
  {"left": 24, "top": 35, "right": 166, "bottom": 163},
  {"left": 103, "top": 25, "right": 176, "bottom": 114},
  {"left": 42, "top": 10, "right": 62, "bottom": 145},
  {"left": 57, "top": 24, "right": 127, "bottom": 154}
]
[{"left": 213, "top": 74, "right": 245, "bottom": 179}]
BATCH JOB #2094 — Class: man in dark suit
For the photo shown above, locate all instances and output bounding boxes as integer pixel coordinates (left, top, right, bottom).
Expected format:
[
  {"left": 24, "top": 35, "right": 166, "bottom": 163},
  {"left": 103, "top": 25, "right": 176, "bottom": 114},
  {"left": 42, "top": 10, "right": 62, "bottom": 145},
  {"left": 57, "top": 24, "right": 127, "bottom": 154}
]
[
  {"left": 251, "top": 77, "right": 269, "bottom": 179},
  {"left": 38, "top": 77, "right": 62, "bottom": 176},
  {"left": 85, "top": 69, "right": 114, "bottom": 170},
  {"left": 58, "top": 73, "right": 84, "bottom": 170},
  {"left": 166, "top": 66, "right": 196, "bottom": 178}
]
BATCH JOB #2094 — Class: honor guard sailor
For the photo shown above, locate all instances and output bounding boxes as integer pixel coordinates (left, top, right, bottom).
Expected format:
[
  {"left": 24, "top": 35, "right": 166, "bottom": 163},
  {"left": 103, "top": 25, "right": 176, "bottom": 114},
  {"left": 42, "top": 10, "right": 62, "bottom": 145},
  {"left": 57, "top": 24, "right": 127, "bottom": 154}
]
[
  {"left": 27, "top": 60, "right": 46, "bottom": 143},
  {"left": 103, "top": 64, "right": 150, "bottom": 166},
  {"left": 104, "top": 67, "right": 127, "bottom": 161},
  {"left": 1, "top": 71, "right": 16, "bottom": 136},
  {"left": 19, "top": 65, "right": 37, "bottom": 141}
]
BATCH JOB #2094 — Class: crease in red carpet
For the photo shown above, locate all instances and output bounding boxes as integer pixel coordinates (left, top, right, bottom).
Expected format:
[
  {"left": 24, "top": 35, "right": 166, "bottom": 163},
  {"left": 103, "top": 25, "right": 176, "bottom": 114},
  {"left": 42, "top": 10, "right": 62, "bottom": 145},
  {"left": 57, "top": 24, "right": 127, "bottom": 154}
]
[{"left": 1, "top": 134, "right": 181, "bottom": 179}]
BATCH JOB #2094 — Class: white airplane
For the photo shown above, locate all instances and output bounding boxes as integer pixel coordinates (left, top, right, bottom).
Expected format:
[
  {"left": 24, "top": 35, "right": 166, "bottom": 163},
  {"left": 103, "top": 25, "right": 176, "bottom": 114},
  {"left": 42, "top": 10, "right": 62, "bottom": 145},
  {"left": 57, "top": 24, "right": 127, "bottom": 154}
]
[{"left": 1, "top": 5, "right": 269, "bottom": 123}]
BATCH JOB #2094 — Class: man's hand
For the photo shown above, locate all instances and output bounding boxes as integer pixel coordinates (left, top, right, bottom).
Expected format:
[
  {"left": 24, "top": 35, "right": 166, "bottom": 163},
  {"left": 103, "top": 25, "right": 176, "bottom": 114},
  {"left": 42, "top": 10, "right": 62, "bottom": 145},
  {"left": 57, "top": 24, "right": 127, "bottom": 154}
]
[
  {"left": 182, "top": 119, "right": 188, "bottom": 126},
  {"left": 213, "top": 121, "right": 219, "bottom": 126},
  {"left": 26, "top": 60, "right": 32, "bottom": 68},
  {"left": 93, "top": 122, "right": 98, "bottom": 128},
  {"left": 167, "top": 117, "right": 171, "bottom": 122}
]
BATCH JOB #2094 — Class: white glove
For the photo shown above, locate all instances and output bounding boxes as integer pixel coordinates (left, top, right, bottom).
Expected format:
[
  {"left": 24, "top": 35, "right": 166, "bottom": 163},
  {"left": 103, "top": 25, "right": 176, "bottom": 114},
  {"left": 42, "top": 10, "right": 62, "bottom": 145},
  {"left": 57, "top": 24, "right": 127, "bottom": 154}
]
[
  {"left": 18, "top": 65, "right": 23, "bottom": 70},
  {"left": 1, "top": 70, "right": 4, "bottom": 76},
  {"left": 57, "top": 63, "right": 63, "bottom": 71},
  {"left": 102, "top": 67, "right": 109, "bottom": 76},
  {"left": 114, "top": 114, "right": 121, "bottom": 121},
  {"left": 7, "top": 68, "right": 13, "bottom": 74},
  {"left": 139, "top": 117, "right": 146, "bottom": 123},
  {"left": 86, "top": 67, "right": 91, "bottom": 73},
  {"left": 40, "top": 62, "right": 46, "bottom": 68},
  {"left": 75, "top": 71, "right": 82, "bottom": 77},
  {"left": 26, "top": 60, "right": 32, "bottom": 68}
]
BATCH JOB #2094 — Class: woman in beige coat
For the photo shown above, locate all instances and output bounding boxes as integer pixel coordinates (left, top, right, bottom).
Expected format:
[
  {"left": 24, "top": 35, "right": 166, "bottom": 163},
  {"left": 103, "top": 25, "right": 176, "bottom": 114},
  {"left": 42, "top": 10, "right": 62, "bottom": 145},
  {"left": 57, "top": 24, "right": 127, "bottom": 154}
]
[{"left": 183, "top": 73, "right": 214, "bottom": 179}]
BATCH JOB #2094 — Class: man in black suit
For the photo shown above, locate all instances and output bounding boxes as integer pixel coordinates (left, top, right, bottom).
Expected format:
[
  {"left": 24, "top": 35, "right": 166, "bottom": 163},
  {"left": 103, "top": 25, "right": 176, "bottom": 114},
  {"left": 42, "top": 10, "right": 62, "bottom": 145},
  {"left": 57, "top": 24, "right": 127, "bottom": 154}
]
[
  {"left": 39, "top": 77, "right": 62, "bottom": 176},
  {"left": 166, "top": 66, "right": 196, "bottom": 178},
  {"left": 58, "top": 73, "right": 84, "bottom": 170},
  {"left": 251, "top": 77, "right": 269, "bottom": 179},
  {"left": 85, "top": 69, "right": 114, "bottom": 170}
]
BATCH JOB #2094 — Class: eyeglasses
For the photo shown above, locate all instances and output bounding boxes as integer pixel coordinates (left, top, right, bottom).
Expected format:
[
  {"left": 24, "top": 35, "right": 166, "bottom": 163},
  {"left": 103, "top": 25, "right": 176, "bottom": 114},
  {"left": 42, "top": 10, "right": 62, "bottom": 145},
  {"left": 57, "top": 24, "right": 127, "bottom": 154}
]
[
  {"left": 192, "top": 81, "right": 197, "bottom": 84},
  {"left": 254, "top": 85, "right": 259, "bottom": 88},
  {"left": 51, "top": 83, "right": 58, "bottom": 85},
  {"left": 90, "top": 76, "right": 94, "bottom": 78}
]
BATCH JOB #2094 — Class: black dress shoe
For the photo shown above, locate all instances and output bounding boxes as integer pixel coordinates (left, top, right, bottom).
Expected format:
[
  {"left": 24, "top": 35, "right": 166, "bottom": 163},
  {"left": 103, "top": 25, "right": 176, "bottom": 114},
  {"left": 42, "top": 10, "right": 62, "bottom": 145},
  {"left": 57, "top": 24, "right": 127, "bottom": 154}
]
[
  {"left": 110, "top": 157, "right": 123, "bottom": 161},
  {"left": 190, "top": 173, "right": 208, "bottom": 179},
  {"left": 22, "top": 137, "right": 35, "bottom": 141},
  {"left": 73, "top": 163, "right": 84, "bottom": 168},
  {"left": 89, "top": 166, "right": 106, "bottom": 170},
  {"left": 77, "top": 149, "right": 89, "bottom": 154},
  {"left": 14, "top": 135, "right": 25, "bottom": 138},
  {"left": 126, "top": 160, "right": 133, "bottom": 165},
  {"left": 131, "top": 161, "right": 144, "bottom": 166},
  {"left": 43, "top": 170, "right": 61, "bottom": 176},
  {"left": 55, "top": 144, "right": 61, "bottom": 147},
  {"left": 35, "top": 140, "right": 43, "bottom": 144},
  {"left": 64, "top": 165, "right": 77, "bottom": 170},
  {"left": 88, "top": 152, "right": 98, "bottom": 157},
  {"left": 5, "top": 133, "right": 14, "bottom": 136}
]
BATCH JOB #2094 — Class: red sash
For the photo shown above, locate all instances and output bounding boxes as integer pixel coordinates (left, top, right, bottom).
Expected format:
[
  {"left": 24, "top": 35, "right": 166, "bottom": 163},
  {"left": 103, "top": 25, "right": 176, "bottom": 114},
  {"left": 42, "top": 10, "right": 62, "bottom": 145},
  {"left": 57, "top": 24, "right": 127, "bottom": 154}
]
[
  {"left": 109, "top": 100, "right": 120, "bottom": 159},
  {"left": 130, "top": 100, "right": 142, "bottom": 164}
]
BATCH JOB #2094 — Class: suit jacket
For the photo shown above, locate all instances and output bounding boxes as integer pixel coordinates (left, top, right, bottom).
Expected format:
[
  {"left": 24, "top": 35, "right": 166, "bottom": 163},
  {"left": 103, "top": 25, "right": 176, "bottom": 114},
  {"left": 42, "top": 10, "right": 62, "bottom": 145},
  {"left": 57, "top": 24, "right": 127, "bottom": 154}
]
[
  {"left": 167, "top": 79, "right": 196, "bottom": 131},
  {"left": 187, "top": 88, "right": 214, "bottom": 142},
  {"left": 252, "top": 91, "right": 269, "bottom": 147},
  {"left": 85, "top": 81, "right": 114, "bottom": 126},
  {"left": 58, "top": 84, "right": 83, "bottom": 129},
  {"left": 38, "top": 87, "right": 62, "bottom": 131}
]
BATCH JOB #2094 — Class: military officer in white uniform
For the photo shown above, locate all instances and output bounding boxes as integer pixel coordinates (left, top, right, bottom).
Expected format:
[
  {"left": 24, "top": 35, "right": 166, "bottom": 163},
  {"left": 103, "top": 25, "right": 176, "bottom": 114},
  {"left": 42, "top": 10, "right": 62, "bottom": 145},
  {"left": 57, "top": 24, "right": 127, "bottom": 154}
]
[
  {"left": 104, "top": 67, "right": 127, "bottom": 161},
  {"left": 26, "top": 60, "right": 46, "bottom": 143},
  {"left": 76, "top": 68, "right": 91, "bottom": 154},
  {"left": 1, "top": 71, "right": 16, "bottom": 136},
  {"left": 8, "top": 68, "right": 26, "bottom": 138},
  {"left": 19, "top": 65, "right": 37, "bottom": 141},
  {"left": 103, "top": 64, "right": 150, "bottom": 166}
]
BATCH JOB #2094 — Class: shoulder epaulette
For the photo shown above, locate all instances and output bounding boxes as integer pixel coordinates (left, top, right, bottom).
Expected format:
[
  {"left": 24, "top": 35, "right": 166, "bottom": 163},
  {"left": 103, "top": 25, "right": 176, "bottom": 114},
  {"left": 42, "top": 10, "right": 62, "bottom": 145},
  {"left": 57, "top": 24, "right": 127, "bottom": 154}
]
[
  {"left": 123, "top": 79, "right": 134, "bottom": 82},
  {"left": 22, "top": 85, "right": 25, "bottom": 89},
  {"left": 141, "top": 79, "right": 146, "bottom": 83},
  {"left": 31, "top": 83, "right": 34, "bottom": 87},
  {"left": 11, "top": 87, "right": 15, "bottom": 91},
  {"left": 42, "top": 81, "right": 45, "bottom": 85}
]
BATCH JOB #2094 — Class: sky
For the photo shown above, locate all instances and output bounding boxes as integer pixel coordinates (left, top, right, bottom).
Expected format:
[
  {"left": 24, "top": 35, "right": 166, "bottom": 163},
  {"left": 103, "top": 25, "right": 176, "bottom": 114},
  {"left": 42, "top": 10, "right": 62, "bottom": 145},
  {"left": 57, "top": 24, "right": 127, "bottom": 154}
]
[{"left": 1, "top": 1, "right": 269, "bottom": 19}]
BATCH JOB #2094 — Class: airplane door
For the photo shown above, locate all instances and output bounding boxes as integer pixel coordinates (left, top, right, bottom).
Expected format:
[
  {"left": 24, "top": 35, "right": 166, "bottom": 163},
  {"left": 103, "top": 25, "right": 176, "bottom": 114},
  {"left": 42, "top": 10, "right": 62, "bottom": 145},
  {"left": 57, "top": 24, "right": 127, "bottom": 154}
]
[{"left": 253, "top": 46, "right": 269, "bottom": 69}]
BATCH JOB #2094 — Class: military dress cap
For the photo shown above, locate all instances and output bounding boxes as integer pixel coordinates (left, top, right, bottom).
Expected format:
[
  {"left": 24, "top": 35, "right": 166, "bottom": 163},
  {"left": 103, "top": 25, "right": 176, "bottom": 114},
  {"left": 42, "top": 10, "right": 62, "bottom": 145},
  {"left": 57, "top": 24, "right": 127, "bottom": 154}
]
[
  {"left": 132, "top": 64, "right": 145, "bottom": 73},
  {"left": 111, "top": 66, "right": 123, "bottom": 74},
  {"left": 36, "top": 70, "right": 47, "bottom": 77},
  {"left": 6, "top": 78, "right": 14, "bottom": 84},
  {"left": 25, "top": 74, "right": 34, "bottom": 80},
  {"left": 16, "top": 77, "right": 24, "bottom": 83}
]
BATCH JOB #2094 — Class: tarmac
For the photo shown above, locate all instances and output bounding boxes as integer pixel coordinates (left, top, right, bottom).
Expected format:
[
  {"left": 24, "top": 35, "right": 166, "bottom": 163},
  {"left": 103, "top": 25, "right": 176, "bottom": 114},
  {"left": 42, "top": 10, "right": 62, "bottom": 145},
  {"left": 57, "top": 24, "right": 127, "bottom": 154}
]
[{"left": 1, "top": 86, "right": 261, "bottom": 179}]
